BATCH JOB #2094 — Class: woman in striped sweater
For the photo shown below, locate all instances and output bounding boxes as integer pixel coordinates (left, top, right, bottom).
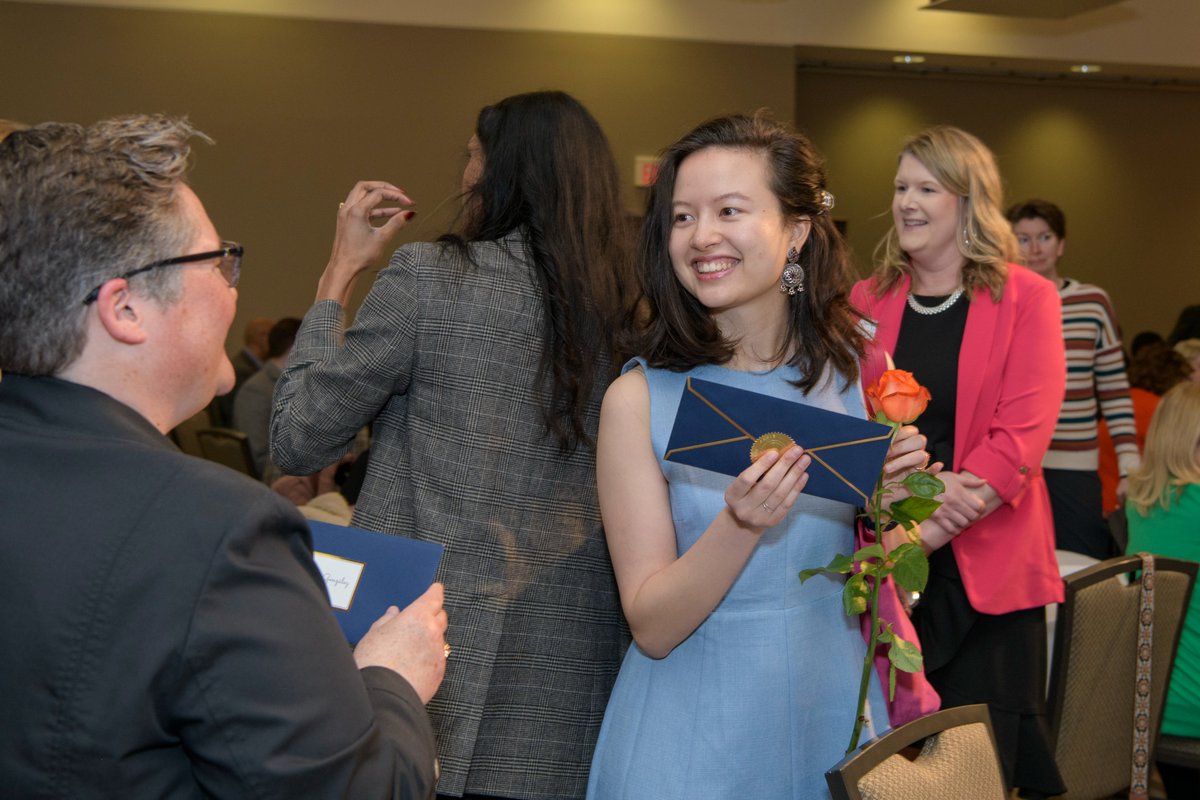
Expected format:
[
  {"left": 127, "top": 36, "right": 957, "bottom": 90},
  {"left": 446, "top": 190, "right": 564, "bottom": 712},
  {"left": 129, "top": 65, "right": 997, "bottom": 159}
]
[{"left": 1008, "top": 199, "right": 1140, "bottom": 558}]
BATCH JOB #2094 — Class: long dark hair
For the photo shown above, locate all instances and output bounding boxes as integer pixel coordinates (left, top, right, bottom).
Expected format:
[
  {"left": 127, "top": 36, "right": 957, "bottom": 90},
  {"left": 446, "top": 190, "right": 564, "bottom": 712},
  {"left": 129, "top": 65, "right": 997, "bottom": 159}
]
[
  {"left": 637, "top": 113, "right": 863, "bottom": 393},
  {"left": 442, "top": 91, "right": 634, "bottom": 451}
]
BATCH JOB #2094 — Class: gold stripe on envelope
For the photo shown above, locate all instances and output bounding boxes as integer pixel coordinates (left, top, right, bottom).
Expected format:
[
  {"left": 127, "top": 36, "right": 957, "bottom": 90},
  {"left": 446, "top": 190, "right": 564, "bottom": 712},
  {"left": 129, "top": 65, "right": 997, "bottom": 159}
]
[
  {"left": 664, "top": 377, "right": 893, "bottom": 504},
  {"left": 805, "top": 433, "right": 894, "bottom": 503},
  {"left": 685, "top": 377, "right": 754, "bottom": 440},
  {"left": 664, "top": 435, "right": 755, "bottom": 458},
  {"left": 662, "top": 378, "right": 754, "bottom": 460}
]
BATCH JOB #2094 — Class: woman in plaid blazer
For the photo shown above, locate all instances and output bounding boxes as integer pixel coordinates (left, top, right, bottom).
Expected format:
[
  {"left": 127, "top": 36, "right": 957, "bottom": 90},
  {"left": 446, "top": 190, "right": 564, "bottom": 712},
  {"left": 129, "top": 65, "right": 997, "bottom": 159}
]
[{"left": 271, "top": 91, "right": 637, "bottom": 800}]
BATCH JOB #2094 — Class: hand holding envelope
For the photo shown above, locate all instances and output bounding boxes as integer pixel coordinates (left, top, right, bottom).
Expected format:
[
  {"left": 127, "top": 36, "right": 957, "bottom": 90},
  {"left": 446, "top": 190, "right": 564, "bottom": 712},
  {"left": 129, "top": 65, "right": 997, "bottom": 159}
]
[
  {"left": 308, "top": 521, "right": 444, "bottom": 643},
  {"left": 723, "top": 442, "right": 813, "bottom": 529},
  {"left": 309, "top": 521, "right": 449, "bottom": 704},
  {"left": 353, "top": 583, "right": 449, "bottom": 705},
  {"left": 663, "top": 377, "right": 892, "bottom": 507}
]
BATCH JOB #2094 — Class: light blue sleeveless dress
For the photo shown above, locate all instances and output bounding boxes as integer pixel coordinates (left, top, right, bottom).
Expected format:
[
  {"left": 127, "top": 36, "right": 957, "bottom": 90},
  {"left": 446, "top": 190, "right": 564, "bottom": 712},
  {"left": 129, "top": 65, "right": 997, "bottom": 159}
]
[{"left": 586, "top": 361, "right": 888, "bottom": 800}]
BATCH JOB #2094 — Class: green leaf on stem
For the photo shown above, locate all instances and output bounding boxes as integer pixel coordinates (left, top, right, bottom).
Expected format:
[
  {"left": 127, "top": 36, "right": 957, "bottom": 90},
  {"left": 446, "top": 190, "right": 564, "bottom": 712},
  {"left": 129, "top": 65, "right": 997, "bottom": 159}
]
[
  {"left": 798, "top": 553, "right": 854, "bottom": 583},
  {"left": 886, "top": 632, "right": 924, "bottom": 674},
  {"left": 889, "top": 543, "right": 929, "bottom": 592},
  {"left": 852, "top": 543, "right": 885, "bottom": 563},
  {"left": 843, "top": 572, "right": 869, "bottom": 616},
  {"left": 903, "top": 470, "right": 945, "bottom": 499},
  {"left": 890, "top": 496, "right": 941, "bottom": 527},
  {"left": 889, "top": 663, "right": 898, "bottom": 701}
]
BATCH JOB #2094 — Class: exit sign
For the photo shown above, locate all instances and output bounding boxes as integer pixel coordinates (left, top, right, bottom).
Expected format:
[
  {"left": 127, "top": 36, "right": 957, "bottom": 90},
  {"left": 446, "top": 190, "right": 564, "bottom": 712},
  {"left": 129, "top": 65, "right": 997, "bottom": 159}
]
[{"left": 634, "top": 156, "right": 659, "bottom": 187}]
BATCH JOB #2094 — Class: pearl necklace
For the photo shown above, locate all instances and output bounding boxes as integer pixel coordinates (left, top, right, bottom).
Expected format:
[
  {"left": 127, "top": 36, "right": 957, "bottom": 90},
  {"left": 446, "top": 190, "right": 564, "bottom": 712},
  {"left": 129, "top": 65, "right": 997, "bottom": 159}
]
[{"left": 906, "top": 286, "right": 964, "bottom": 316}]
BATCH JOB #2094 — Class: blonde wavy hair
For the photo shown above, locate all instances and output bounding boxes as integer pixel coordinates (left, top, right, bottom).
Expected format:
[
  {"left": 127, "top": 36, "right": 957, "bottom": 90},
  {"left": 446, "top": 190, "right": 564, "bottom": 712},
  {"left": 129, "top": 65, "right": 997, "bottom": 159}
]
[
  {"left": 1127, "top": 382, "right": 1200, "bottom": 516},
  {"left": 871, "top": 126, "right": 1018, "bottom": 301},
  {"left": 1174, "top": 338, "right": 1200, "bottom": 372}
]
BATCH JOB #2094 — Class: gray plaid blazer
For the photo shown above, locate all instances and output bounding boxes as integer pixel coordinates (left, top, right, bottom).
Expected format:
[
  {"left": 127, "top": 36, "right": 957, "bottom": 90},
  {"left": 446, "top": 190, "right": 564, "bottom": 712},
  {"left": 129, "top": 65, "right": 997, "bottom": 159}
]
[{"left": 271, "top": 231, "right": 629, "bottom": 799}]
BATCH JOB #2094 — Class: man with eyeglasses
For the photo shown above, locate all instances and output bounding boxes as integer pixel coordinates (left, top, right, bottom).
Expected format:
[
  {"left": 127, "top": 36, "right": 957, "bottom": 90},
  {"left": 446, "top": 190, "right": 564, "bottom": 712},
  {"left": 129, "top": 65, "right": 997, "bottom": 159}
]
[{"left": 0, "top": 115, "right": 447, "bottom": 798}]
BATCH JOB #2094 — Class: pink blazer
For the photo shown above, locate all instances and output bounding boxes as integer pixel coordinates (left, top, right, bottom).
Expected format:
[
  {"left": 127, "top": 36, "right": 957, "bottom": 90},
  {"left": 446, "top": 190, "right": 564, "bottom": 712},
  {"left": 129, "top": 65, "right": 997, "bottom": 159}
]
[{"left": 851, "top": 265, "right": 1066, "bottom": 614}]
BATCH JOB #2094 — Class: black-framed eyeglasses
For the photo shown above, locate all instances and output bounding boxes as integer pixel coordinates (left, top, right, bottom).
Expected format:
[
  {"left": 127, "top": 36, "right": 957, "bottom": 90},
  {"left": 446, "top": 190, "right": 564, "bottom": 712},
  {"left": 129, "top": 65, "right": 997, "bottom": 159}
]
[{"left": 82, "top": 241, "right": 243, "bottom": 305}]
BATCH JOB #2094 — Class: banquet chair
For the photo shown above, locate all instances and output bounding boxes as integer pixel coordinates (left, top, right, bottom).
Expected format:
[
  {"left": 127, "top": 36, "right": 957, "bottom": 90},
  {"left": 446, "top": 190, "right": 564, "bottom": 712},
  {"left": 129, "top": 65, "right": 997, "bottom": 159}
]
[
  {"left": 195, "top": 427, "right": 259, "bottom": 479},
  {"left": 1047, "top": 553, "right": 1197, "bottom": 799},
  {"left": 169, "top": 407, "right": 210, "bottom": 458},
  {"left": 1154, "top": 733, "right": 1200, "bottom": 780},
  {"left": 825, "top": 704, "right": 1005, "bottom": 800}
]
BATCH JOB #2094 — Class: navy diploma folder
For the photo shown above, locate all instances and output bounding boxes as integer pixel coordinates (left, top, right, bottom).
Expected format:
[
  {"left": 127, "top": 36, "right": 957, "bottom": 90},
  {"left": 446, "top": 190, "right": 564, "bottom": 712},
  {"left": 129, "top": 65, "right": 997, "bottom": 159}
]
[{"left": 308, "top": 520, "right": 444, "bottom": 644}]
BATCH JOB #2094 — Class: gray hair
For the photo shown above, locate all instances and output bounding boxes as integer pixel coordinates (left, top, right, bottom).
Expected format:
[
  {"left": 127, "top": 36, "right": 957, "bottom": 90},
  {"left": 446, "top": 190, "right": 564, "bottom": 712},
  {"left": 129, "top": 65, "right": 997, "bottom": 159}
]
[{"left": 0, "top": 114, "right": 210, "bottom": 375}]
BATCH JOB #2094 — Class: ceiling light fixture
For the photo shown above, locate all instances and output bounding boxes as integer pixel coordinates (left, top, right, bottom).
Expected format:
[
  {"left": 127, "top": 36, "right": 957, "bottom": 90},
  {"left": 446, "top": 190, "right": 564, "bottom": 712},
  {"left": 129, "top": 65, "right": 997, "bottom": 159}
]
[
  {"left": 893, "top": 54, "right": 927, "bottom": 65},
  {"left": 1070, "top": 64, "right": 1103, "bottom": 74}
]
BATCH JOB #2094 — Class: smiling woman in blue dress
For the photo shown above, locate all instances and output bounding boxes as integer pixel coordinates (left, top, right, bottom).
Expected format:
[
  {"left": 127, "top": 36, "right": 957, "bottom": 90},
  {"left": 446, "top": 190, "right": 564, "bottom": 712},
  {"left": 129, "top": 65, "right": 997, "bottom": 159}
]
[{"left": 585, "top": 114, "right": 929, "bottom": 800}]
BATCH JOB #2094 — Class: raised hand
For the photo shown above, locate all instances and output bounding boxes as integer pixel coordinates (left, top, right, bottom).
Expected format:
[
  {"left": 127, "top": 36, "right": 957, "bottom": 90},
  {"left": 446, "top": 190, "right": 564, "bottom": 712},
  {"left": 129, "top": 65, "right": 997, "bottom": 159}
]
[{"left": 317, "top": 181, "right": 416, "bottom": 305}]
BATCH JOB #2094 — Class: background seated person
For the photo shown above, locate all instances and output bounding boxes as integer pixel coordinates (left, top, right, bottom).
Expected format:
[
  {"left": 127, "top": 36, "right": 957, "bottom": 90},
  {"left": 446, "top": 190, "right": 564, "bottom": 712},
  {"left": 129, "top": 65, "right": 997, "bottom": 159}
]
[
  {"left": 213, "top": 314, "right": 273, "bottom": 425},
  {"left": 234, "top": 315, "right": 300, "bottom": 480}
]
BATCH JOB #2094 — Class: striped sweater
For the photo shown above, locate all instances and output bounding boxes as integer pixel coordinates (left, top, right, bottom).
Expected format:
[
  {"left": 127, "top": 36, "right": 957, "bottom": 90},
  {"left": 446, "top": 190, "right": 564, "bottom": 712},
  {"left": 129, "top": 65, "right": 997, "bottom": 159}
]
[{"left": 1045, "top": 279, "right": 1141, "bottom": 474}]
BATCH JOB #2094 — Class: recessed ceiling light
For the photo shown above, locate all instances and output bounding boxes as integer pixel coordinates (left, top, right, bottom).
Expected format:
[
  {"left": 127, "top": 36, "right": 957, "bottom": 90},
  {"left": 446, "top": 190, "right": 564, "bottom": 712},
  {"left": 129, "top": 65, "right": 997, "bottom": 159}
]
[
  {"left": 893, "top": 54, "right": 927, "bottom": 65},
  {"left": 1070, "top": 64, "right": 1102, "bottom": 74}
]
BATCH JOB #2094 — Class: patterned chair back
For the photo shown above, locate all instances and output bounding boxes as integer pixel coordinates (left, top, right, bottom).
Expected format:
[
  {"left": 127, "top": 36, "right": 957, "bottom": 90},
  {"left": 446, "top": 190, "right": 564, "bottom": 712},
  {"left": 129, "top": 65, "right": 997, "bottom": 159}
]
[
  {"left": 1048, "top": 554, "right": 1198, "bottom": 799},
  {"left": 826, "top": 704, "right": 1006, "bottom": 800}
]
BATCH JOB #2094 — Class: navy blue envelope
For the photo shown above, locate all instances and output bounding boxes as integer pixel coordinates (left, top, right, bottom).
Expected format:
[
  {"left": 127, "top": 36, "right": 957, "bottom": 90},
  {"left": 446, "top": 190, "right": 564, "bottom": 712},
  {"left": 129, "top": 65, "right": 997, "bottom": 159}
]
[
  {"left": 308, "top": 521, "right": 444, "bottom": 644},
  {"left": 663, "top": 376, "right": 892, "bottom": 506}
]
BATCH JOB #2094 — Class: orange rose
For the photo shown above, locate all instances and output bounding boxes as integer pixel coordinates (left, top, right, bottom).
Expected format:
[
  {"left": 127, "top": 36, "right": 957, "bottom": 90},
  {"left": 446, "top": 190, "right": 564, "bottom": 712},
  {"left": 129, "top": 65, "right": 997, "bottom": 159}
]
[{"left": 866, "top": 369, "right": 931, "bottom": 424}]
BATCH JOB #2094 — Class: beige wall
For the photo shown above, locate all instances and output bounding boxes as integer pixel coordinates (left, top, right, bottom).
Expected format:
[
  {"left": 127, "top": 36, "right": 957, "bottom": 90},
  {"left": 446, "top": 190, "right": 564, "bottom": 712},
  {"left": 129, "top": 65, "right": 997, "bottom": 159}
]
[
  {"left": 0, "top": 1, "right": 794, "bottom": 346},
  {"left": 6, "top": 1, "right": 1196, "bottom": 349},
  {"left": 794, "top": 69, "right": 1200, "bottom": 345}
]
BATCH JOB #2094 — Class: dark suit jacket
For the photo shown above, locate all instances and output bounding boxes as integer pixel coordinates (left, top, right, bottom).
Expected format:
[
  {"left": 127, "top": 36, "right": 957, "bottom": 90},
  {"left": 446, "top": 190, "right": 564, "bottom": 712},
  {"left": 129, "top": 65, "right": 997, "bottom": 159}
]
[{"left": 0, "top": 374, "right": 437, "bottom": 799}]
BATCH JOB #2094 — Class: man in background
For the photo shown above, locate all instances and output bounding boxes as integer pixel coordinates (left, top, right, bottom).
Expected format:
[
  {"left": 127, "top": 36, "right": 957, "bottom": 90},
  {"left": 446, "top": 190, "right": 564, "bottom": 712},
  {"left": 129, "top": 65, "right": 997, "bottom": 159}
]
[
  {"left": 234, "top": 316, "right": 300, "bottom": 480},
  {"left": 216, "top": 314, "right": 273, "bottom": 425},
  {"left": 0, "top": 115, "right": 447, "bottom": 798}
]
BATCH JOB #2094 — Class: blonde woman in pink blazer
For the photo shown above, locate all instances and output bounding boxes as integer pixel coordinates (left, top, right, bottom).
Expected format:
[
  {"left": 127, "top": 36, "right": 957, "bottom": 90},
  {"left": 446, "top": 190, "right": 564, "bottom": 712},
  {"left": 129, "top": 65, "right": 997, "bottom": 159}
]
[{"left": 852, "top": 126, "right": 1066, "bottom": 800}]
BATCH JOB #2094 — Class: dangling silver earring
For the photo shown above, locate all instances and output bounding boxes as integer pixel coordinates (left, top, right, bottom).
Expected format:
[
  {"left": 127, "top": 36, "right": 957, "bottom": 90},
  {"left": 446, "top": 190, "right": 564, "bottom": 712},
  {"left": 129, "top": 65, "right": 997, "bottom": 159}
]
[
  {"left": 962, "top": 225, "right": 972, "bottom": 248},
  {"left": 779, "top": 247, "right": 804, "bottom": 296}
]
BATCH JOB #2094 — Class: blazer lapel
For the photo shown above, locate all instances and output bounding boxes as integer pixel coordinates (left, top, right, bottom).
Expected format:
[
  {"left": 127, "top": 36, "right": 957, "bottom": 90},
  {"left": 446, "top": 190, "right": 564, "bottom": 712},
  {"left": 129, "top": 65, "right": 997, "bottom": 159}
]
[{"left": 865, "top": 275, "right": 909, "bottom": 387}]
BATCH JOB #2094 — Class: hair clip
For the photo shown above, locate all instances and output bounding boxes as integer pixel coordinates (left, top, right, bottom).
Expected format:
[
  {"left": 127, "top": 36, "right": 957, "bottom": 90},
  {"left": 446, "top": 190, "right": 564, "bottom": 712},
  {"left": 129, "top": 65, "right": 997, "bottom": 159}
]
[{"left": 819, "top": 190, "right": 836, "bottom": 213}]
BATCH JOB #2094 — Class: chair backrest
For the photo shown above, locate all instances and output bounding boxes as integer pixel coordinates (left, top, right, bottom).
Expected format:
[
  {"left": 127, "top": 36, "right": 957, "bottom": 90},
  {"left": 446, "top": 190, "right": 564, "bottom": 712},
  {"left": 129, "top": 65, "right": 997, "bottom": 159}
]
[
  {"left": 169, "top": 408, "right": 212, "bottom": 459},
  {"left": 825, "top": 704, "right": 1006, "bottom": 800},
  {"left": 194, "top": 427, "right": 258, "bottom": 478},
  {"left": 1047, "top": 554, "right": 1198, "bottom": 799},
  {"left": 1155, "top": 733, "right": 1200, "bottom": 770}
]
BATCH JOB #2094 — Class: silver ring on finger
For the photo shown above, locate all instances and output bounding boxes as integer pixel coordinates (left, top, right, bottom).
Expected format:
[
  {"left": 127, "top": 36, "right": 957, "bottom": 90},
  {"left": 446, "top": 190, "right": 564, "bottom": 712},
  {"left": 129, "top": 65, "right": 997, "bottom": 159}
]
[{"left": 761, "top": 502, "right": 774, "bottom": 514}]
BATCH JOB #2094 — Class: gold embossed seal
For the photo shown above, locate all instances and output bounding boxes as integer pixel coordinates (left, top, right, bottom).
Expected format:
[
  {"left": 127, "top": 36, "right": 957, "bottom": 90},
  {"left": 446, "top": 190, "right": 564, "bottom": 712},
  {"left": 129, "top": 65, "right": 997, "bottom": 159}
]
[{"left": 749, "top": 432, "right": 796, "bottom": 463}]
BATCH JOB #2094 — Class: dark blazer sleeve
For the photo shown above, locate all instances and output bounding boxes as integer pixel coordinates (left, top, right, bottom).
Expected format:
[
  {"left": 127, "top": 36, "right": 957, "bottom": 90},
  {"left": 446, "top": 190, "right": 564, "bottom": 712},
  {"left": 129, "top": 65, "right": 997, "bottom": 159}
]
[{"left": 176, "top": 489, "right": 438, "bottom": 799}]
